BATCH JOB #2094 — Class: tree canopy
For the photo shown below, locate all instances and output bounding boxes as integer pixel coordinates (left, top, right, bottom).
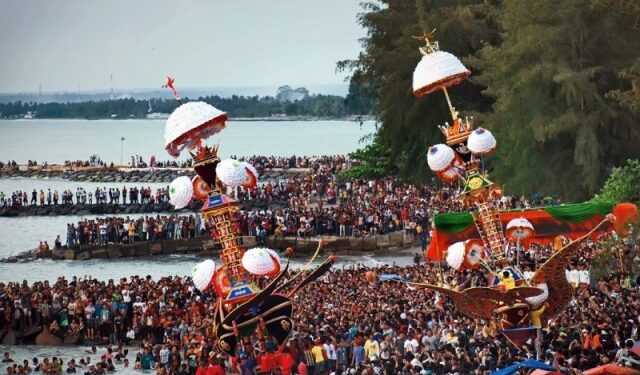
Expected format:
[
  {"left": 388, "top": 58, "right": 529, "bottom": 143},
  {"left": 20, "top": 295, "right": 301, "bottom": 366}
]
[{"left": 341, "top": 0, "right": 640, "bottom": 201}]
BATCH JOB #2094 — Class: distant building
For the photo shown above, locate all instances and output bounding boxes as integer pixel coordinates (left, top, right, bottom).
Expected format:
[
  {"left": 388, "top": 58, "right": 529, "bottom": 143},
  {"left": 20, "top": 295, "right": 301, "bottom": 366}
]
[{"left": 276, "top": 85, "right": 309, "bottom": 102}]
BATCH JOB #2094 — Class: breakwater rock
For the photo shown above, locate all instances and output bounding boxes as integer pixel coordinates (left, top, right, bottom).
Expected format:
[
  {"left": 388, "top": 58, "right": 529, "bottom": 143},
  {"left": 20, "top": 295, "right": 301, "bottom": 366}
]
[
  {"left": 0, "top": 198, "right": 288, "bottom": 217},
  {"left": 0, "top": 167, "right": 305, "bottom": 183}
]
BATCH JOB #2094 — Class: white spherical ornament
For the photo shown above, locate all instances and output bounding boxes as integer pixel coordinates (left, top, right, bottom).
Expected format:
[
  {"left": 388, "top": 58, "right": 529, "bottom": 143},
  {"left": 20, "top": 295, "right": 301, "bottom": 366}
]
[
  {"left": 241, "top": 247, "right": 279, "bottom": 276},
  {"left": 463, "top": 239, "right": 485, "bottom": 269},
  {"left": 427, "top": 144, "right": 455, "bottom": 172},
  {"left": 192, "top": 259, "right": 216, "bottom": 292},
  {"left": 169, "top": 176, "right": 193, "bottom": 209},
  {"left": 467, "top": 128, "right": 497, "bottom": 156},
  {"left": 413, "top": 51, "right": 471, "bottom": 97},
  {"left": 525, "top": 283, "right": 549, "bottom": 307},
  {"left": 506, "top": 218, "right": 535, "bottom": 241},
  {"left": 216, "top": 159, "right": 258, "bottom": 188},
  {"left": 446, "top": 241, "right": 466, "bottom": 270}
]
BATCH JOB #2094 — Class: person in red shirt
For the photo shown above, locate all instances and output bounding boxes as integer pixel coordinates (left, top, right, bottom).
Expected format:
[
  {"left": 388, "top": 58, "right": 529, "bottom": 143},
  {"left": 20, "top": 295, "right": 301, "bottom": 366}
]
[
  {"left": 206, "top": 358, "right": 225, "bottom": 375},
  {"left": 195, "top": 360, "right": 209, "bottom": 375},
  {"left": 280, "top": 348, "right": 295, "bottom": 375},
  {"left": 297, "top": 360, "right": 308, "bottom": 375}
]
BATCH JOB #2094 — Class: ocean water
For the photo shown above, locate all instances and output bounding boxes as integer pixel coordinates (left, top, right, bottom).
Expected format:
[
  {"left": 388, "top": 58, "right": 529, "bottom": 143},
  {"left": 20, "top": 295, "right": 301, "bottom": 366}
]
[
  {"left": 0, "top": 178, "right": 168, "bottom": 197},
  {"left": 0, "top": 119, "right": 376, "bottom": 164}
]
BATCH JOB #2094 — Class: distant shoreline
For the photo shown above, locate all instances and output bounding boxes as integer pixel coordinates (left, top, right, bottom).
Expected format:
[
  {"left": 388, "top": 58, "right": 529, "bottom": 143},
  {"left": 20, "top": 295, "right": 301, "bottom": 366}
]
[{"left": 0, "top": 115, "right": 375, "bottom": 122}]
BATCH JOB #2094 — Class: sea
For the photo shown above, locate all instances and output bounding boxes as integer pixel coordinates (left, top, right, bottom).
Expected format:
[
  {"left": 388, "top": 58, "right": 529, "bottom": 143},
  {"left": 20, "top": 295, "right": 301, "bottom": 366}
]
[{"left": 0, "top": 119, "right": 377, "bottom": 164}]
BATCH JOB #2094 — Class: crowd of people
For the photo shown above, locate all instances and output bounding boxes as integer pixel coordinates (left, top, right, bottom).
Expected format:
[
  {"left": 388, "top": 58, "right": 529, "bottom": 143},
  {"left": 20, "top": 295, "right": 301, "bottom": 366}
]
[
  {"left": 1, "top": 187, "right": 171, "bottom": 208},
  {"left": 63, "top": 214, "right": 202, "bottom": 247},
  {"left": 1, "top": 235, "right": 638, "bottom": 375},
  {"left": 18, "top": 154, "right": 557, "bottom": 248}
]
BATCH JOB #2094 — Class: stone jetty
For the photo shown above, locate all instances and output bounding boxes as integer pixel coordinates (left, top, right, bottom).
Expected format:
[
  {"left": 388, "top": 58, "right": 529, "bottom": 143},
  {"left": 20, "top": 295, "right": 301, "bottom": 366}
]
[
  {"left": 2, "top": 232, "right": 420, "bottom": 263},
  {"left": 0, "top": 197, "right": 288, "bottom": 217}
]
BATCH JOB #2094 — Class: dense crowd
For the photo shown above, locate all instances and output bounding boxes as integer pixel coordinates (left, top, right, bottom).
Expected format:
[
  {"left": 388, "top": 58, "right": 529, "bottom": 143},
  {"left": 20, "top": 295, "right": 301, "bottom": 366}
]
[
  {"left": 23, "top": 154, "right": 556, "bottom": 248},
  {"left": 1, "top": 235, "right": 639, "bottom": 375},
  {"left": 1, "top": 187, "right": 170, "bottom": 208},
  {"left": 63, "top": 214, "right": 202, "bottom": 247}
]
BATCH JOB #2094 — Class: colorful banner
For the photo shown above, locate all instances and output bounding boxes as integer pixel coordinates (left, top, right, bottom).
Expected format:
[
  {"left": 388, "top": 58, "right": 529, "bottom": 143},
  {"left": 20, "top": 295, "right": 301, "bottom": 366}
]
[{"left": 427, "top": 201, "right": 614, "bottom": 260}]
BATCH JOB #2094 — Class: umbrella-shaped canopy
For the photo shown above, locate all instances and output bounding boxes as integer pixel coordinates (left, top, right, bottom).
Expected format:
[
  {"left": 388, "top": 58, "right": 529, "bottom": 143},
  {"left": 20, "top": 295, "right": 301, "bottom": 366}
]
[
  {"left": 490, "top": 359, "right": 557, "bottom": 375},
  {"left": 164, "top": 101, "right": 227, "bottom": 157},
  {"left": 467, "top": 127, "right": 497, "bottom": 156},
  {"left": 413, "top": 50, "right": 470, "bottom": 97}
]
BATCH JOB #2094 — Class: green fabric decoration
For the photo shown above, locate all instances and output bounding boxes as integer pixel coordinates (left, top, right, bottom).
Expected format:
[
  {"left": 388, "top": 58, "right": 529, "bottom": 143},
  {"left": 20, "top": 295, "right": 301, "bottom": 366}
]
[
  {"left": 433, "top": 212, "right": 475, "bottom": 234},
  {"left": 433, "top": 201, "right": 613, "bottom": 234},
  {"left": 544, "top": 201, "right": 613, "bottom": 222}
]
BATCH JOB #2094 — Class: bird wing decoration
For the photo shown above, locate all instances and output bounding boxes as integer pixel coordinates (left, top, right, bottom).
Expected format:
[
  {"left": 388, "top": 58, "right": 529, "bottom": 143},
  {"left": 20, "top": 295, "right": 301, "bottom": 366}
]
[
  {"left": 406, "top": 283, "right": 542, "bottom": 320},
  {"left": 531, "top": 219, "right": 609, "bottom": 322},
  {"left": 406, "top": 282, "right": 499, "bottom": 319}
]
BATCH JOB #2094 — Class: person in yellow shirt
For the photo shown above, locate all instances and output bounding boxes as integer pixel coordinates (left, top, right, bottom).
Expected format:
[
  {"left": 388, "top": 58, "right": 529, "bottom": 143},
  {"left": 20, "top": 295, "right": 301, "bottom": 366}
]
[
  {"left": 310, "top": 339, "right": 327, "bottom": 374},
  {"left": 500, "top": 271, "right": 515, "bottom": 290},
  {"left": 364, "top": 333, "right": 380, "bottom": 361}
]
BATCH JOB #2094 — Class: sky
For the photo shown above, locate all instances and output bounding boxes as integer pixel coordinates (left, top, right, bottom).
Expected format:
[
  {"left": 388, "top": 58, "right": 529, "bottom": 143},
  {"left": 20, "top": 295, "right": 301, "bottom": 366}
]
[{"left": 0, "top": 0, "right": 366, "bottom": 93}]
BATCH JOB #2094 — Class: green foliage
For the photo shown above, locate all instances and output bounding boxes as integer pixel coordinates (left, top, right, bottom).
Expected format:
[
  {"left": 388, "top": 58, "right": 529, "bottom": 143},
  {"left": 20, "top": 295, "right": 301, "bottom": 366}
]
[
  {"left": 337, "top": 0, "right": 500, "bottom": 183},
  {"left": 596, "top": 159, "right": 640, "bottom": 204},
  {"left": 342, "top": 0, "right": 640, "bottom": 201},
  {"left": 469, "top": 0, "right": 640, "bottom": 200},
  {"left": 0, "top": 93, "right": 374, "bottom": 119},
  {"left": 338, "top": 132, "right": 400, "bottom": 180}
]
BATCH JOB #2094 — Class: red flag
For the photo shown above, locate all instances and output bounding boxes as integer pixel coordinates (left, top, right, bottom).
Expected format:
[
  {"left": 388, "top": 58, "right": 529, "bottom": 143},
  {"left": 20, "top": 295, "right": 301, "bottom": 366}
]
[{"left": 161, "top": 76, "right": 180, "bottom": 100}]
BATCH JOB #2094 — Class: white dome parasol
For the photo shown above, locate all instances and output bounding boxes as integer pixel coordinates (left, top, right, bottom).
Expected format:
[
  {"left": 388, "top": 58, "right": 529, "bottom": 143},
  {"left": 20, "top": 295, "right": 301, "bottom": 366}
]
[
  {"left": 164, "top": 101, "right": 227, "bottom": 157},
  {"left": 169, "top": 176, "right": 193, "bottom": 209},
  {"left": 506, "top": 217, "right": 535, "bottom": 241},
  {"left": 413, "top": 51, "right": 470, "bottom": 97}
]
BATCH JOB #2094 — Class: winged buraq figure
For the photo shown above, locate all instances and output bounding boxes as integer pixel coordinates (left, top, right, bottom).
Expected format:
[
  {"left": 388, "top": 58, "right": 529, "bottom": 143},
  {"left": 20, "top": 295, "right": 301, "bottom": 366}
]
[{"left": 403, "top": 218, "right": 618, "bottom": 348}]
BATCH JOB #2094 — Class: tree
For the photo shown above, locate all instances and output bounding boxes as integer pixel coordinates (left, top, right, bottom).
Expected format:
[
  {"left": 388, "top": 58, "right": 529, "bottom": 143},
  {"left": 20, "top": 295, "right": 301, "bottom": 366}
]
[
  {"left": 339, "top": 133, "right": 400, "bottom": 180},
  {"left": 469, "top": 0, "right": 640, "bottom": 200},
  {"left": 596, "top": 159, "right": 640, "bottom": 205},
  {"left": 344, "top": 72, "right": 376, "bottom": 115},
  {"left": 337, "top": 0, "right": 500, "bottom": 183}
]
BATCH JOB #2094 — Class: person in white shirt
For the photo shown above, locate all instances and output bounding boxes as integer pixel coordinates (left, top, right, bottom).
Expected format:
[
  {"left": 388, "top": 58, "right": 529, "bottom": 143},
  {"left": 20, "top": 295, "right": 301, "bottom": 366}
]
[
  {"left": 578, "top": 265, "right": 590, "bottom": 286},
  {"left": 404, "top": 335, "right": 419, "bottom": 353},
  {"left": 324, "top": 338, "right": 337, "bottom": 372}
]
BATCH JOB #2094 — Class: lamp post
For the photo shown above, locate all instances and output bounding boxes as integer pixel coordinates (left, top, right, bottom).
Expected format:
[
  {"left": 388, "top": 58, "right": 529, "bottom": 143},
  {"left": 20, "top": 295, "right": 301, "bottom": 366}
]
[{"left": 120, "top": 137, "right": 125, "bottom": 166}]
